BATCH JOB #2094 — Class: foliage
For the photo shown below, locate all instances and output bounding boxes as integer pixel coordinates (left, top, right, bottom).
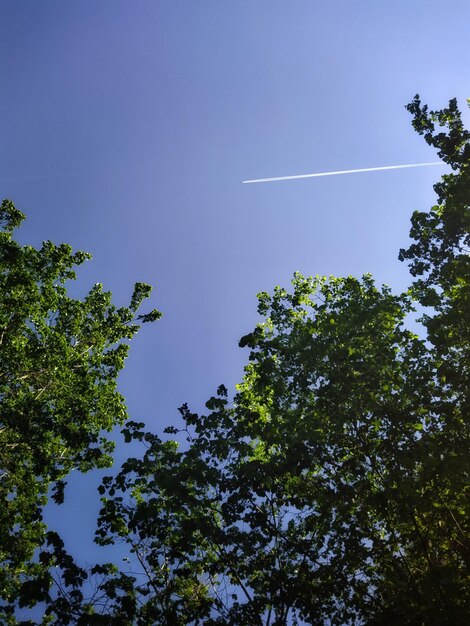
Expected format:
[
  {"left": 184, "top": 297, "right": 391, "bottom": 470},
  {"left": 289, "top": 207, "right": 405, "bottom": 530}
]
[
  {"left": 0, "top": 200, "right": 160, "bottom": 620},
  {"left": 92, "top": 276, "right": 468, "bottom": 624},
  {"left": 5, "top": 96, "right": 470, "bottom": 624},
  {"left": 87, "top": 96, "right": 469, "bottom": 626}
]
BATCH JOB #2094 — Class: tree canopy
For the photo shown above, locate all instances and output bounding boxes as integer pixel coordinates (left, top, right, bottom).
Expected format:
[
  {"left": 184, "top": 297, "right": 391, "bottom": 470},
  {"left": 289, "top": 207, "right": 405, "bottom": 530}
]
[
  {"left": 2, "top": 96, "right": 469, "bottom": 625},
  {"left": 0, "top": 200, "right": 160, "bottom": 621}
]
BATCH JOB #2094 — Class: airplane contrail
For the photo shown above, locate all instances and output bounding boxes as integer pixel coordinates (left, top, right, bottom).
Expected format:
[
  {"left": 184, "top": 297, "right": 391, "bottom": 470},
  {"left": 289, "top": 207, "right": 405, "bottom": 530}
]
[{"left": 243, "top": 161, "right": 443, "bottom": 184}]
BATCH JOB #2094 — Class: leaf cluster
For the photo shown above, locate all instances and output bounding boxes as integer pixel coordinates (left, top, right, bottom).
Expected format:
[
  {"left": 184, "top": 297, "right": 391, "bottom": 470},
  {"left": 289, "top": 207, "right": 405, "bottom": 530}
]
[{"left": 0, "top": 200, "right": 160, "bottom": 619}]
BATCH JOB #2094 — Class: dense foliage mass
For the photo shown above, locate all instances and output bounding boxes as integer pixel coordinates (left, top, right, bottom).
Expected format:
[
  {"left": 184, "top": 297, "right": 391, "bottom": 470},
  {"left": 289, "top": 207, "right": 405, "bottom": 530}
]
[
  {"left": 1, "top": 96, "right": 469, "bottom": 625},
  {"left": 0, "top": 201, "right": 160, "bottom": 622}
]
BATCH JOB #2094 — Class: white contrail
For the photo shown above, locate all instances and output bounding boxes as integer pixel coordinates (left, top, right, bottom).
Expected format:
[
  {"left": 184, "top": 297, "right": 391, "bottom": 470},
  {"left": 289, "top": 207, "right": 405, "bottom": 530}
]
[{"left": 243, "top": 161, "right": 443, "bottom": 184}]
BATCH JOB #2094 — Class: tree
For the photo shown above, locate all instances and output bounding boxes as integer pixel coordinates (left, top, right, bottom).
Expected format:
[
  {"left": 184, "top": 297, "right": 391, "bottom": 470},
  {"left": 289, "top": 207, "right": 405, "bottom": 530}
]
[
  {"left": 0, "top": 200, "right": 160, "bottom": 620},
  {"left": 93, "top": 277, "right": 430, "bottom": 625},
  {"left": 89, "top": 97, "right": 469, "bottom": 625},
  {"left": 400, "top": 95, "right": 470, "bottom": 394}
]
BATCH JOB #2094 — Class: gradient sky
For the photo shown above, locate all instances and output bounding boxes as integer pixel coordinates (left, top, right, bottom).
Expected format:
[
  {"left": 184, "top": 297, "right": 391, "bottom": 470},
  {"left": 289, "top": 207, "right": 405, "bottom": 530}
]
[{"left": 1, "top": 0, "right": 470, "bottom": 578}]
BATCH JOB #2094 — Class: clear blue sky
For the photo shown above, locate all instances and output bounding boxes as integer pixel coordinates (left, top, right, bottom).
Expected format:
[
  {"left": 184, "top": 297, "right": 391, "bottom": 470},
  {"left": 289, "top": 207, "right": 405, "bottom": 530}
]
[{"left": 1, "top": 0, "right": 469, "bottom": 574}]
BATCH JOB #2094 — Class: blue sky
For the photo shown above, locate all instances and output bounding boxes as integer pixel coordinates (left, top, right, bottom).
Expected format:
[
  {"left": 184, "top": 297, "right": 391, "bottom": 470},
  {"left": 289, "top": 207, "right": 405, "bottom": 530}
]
[{"left": 1, "top": 0, "right": 469, "bottom": 572}]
